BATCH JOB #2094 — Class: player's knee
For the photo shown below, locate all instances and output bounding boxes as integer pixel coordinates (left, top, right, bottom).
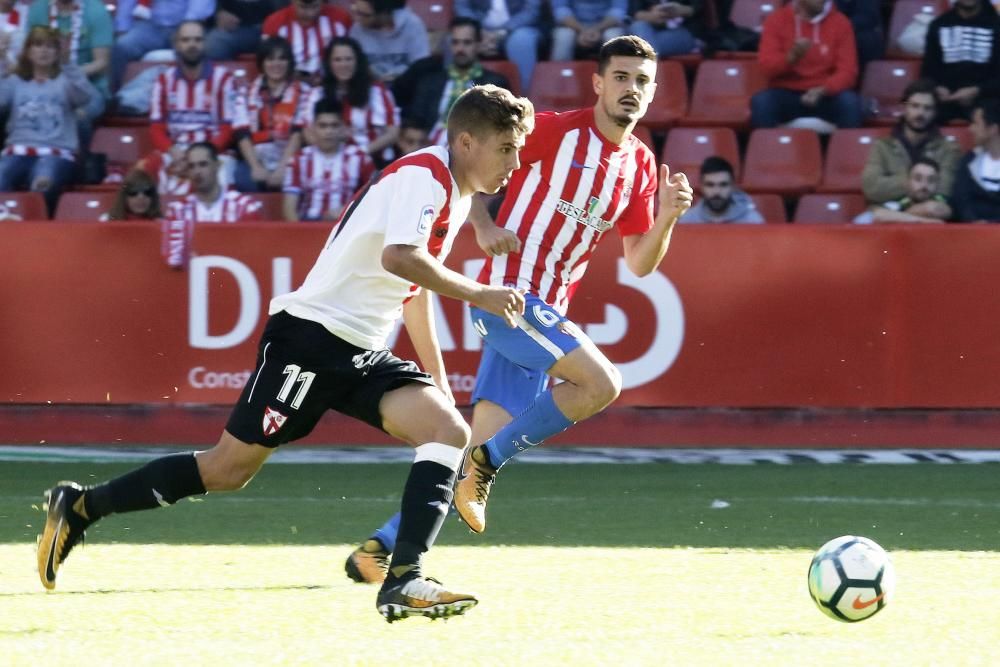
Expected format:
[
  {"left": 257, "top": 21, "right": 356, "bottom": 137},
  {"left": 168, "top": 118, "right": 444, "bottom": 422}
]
[
  {"left": 432, "top": 412, "right": 471, "bottom": 449},
  {"left": 197, "top": 455, "right": 257, "bottom": 492},
  {"left": 589, "top": 363, "right": 622, "bottom": 411}
]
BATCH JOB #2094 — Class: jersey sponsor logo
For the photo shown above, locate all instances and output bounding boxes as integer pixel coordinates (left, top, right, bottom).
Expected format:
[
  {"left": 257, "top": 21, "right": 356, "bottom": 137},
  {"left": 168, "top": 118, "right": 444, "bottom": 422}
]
[
  {"left": 555, "top": 197, "right": 612, "bottom": 233},
  {"left": 417, "top": 205, "right": 435, "bottom": 235},
  {"left": 262, "top": 405, "right": 288, "bottom": 436}
]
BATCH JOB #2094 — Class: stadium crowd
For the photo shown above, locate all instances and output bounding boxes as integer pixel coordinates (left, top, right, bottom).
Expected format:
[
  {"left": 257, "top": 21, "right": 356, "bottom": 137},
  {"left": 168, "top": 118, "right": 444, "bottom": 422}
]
[{"left": 1, "top": 0, "right": 999, "bottom": 236}]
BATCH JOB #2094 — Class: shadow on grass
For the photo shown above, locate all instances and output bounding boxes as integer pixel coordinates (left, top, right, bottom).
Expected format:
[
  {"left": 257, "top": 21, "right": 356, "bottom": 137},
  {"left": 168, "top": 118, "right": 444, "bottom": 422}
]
[{"left": 0, "top": 584, "right": 332, "bottom": 598}]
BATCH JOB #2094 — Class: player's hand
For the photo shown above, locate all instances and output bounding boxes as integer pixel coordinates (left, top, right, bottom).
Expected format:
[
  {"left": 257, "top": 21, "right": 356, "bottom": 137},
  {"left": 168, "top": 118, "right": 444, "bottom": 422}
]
[
  {"left": 474, "top": 222, "right": 521, "bottom": 257},
  {"left": 476, "top": 286, "right": 525, "bottom": 328},
  {"left": 659, "top": 164, "right": 693, "bottom": 220}
]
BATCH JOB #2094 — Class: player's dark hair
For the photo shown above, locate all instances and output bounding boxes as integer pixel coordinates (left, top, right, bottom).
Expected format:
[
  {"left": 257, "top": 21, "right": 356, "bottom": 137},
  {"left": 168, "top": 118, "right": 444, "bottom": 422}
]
[
  {"left": 700, "top": 156, "right": 735, "bottom": 179},
  {"left": 313, "top": 96, "right": 344, "bottom": 120},
  {"left": 975, "top": 98, "right": 1000, "bottom": 128},
  {"left": 255, "top": 36, "right": 296, "bottom": 76},
  {"left": 597, "top": 35, "right": 656, "bottom": 74},
  {"left": 911, "top": 157, "right": 940, "bottom": 174},
  {"left": 450, "top": 16, "right": 481, "bottom": 41},
  {"left": 900, "top": 78, "right": 938, "bottom": 106},
  {"left": 446, "top": 84, "right": 534, "bottom": 144},
  {"left": 321, "top": 36, "right": 372, "bottom": 109},
  {"left": 186, "top": 141, "right": 219, "bottom": 162}
]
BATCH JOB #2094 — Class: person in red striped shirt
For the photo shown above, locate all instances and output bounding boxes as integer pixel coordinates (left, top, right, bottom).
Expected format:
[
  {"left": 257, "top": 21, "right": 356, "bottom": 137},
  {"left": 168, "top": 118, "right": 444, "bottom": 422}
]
[
  {"left": 283, "top": 97, "right": 374, "bottom": 221},
  {"left": 346, "top": 36, "right": 695, "bottom": 583},
  {"left": 261, "top": 0, "right": 350, "bottom": 85},
  {"left": 165, "top": 142, "right": 262, "bottom": 223}
]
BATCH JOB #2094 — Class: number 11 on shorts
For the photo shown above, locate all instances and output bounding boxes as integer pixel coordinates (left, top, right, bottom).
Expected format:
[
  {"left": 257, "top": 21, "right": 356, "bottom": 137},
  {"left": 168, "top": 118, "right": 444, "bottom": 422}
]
[{"left": 277, "top": 364, "right": 315, "bottom": 410}]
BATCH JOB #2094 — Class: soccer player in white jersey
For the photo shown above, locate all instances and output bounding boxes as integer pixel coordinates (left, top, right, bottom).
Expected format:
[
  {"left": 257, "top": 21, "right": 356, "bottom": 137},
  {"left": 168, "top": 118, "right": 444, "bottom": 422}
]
[
  {"left": 36, "top": 85, "right": 534, "bottom": 623},
  {"left": 346, "top": 35, "right": 694, "bottom": 584}
]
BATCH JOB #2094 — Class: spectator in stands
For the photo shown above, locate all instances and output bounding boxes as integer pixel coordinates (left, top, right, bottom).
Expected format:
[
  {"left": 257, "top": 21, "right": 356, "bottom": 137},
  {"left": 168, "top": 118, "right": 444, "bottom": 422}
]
[
  {"left": 0, "top": 26, "right": 97, "bottom": 213},
  {"left": 233, "top": 36, "right": 310, "bottom": 192},
  {"left": 751, "top": 0, "right": 862, "bottom": 129},
  {"left": 402, "top": 18, "right": 509, "bottom": 146},
  {"left": 262, "top": 0, "right": 351, "bottom": 84},
  {"left": 0, "top": 0, "right": 28, "bottom": 69},
  {"left": 349, "top": 0, "right": 429, "bottom": 83},
  {"left": 628, "top": 0, "right": 702, "bottom": 59},
  {"left": 306, "top": 36, "right": 399, "bottom": 166},
  {"left": 833, "top": 0, "right": 884, "bottom": 68},
  {"left": 111, "top": 0, "right": 215, "bottom": 89},
  {"left": 28, "top": 0, "right": 112, "bottom": 146},
  {"left": 550, "top": 0, "right": 627, "bottom": 61},
  {"left": 921, "top": 0, "right": 1000, "bottom": 124},
  {"left": 206, "top": 0, "right": 278, "bottom": 60},
  {"left": 283, "top": 97, "right": 374, "bottom": 222},
  {"left": 680, "top": 156, "right": 764, "bottom": 224},
  {"left": 455, "top": 0, "right": 544, "bottom": 90},
  {"left": 951, "top": 99, "right": 1000, "bottom": 221},
  {"left": 147, "top": 21, "right": 236, "bottom": 192},
  {"left": 392, "top": 116, "right": 430, "bottom": 158},
  {"left": 855, "top": 158, "right": 952, "bottom": 223},
  {"left": 105, "top": 168, "right": 163, "bottom": 220},
  {"left": 166, "top": 142, "right": 263, "bottom": 223},
  {"left": 862, "top": 79, "right": 962, "bottom": 206}
]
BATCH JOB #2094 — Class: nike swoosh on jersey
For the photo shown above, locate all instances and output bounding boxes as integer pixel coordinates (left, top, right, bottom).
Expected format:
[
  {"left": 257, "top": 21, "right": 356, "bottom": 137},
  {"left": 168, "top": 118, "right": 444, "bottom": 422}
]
[{"left": 569, "top": 160, "right": 594, "bottom": 170}]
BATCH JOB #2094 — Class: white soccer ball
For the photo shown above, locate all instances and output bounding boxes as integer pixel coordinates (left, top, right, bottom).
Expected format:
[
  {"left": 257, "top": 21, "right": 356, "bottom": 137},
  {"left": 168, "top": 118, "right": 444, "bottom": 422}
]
[{"left": 807, "top": 535, "right": 895, "bottom": 622}]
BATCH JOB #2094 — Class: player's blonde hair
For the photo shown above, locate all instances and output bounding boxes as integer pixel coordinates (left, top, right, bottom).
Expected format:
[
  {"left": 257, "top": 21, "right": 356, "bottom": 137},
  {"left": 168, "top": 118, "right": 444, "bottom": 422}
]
[{"left": 446, "top": 84, "right": 534, "bottom": 144}]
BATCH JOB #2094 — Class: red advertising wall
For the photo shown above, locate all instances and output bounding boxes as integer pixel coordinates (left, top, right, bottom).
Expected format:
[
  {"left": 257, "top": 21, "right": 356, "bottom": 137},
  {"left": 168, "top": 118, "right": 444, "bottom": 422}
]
[{"left": 4, "top": 222, "right": 1000, "bottom": 409}]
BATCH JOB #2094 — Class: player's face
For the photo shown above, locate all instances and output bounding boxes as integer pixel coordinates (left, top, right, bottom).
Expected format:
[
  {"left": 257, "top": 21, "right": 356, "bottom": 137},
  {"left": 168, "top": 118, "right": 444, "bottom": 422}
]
[
  {"left": 464, "top": 128, "right": 526, "bottom": 194},
  {"left": 313, "top": 113, "right": 346, "bottom": 150},
  {"left": 293, "top": 0, "right": 322, "bottom": 24},
  {"left": 449, "top": 26, "right": 478, "bottom": 69},
  {"left": 186, "top": 148, "right": 220, "bottom": 193},
  {"left": 700, "top": 171, "right": 733, "bottom": 213},
  {"left": 396, "top": 127, "right": 429, "bottom": 156},
  {"left": 907, "top": 164, "right": 938, "bottom": 203},
  {"left": 174, "top": 24, "right": 205, "bottom": 66},
  {"left": 902, "top": 93, "right": 935, "bottom": 133},
  {"left": 594, "top": 56, "right": 657, "bottom": 128},
  {"left": 330, "top": 45, "right": 357, "bottom": 82},
  {"left": 262, "top": 50, "right": 292, "bottom": 82}
]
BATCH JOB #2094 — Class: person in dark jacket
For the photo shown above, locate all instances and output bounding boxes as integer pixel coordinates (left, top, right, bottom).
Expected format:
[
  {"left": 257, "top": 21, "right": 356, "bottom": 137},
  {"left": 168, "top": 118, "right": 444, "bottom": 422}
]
[
  {"left": 834, "top": 0, "right": 884, "bottom": 67},
  {"left": 951, "top": 99, "right": 1000, "bottom": 222}
]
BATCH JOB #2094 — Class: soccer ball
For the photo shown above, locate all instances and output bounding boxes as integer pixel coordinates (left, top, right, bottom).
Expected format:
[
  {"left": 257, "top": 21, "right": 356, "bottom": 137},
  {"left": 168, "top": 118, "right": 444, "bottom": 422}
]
[{"left": 807, "top": 535, "right": 895, "bottom": 622}]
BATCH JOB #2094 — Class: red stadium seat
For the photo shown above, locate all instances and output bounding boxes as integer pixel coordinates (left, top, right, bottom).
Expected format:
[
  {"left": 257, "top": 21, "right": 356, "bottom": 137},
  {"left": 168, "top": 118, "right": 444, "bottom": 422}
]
[
  {"left": 860, "top": 60, "right": 921, "bottom": 126},
  {"left": 90, "top": 126, "right": 153, "bottom": 168},
  {"left": 681, "top": 60, "right": 767, "bottom": 129},
  {"left": 631, "top": 125, "right": 656, "bottom": 153},
  {"left": 661, "top": 127, "right": 741, "bottom": 183},
  {"left": 941, "top": 126, "right": 974, "bottom": 153},
  {"left": 253, "top": 193, "right": 286, "bottom": 221},
  {"left": 793, "top": 193, "right": 867, "bottom": 223},
  {"left": 741, "top": 128, "right": 822, "bottom": 195},
  {"left": 217, "top": 60, "right": 259, "bottom": 83},
  {"left": 0, "top": 192, "right": 49, "bottom": 221},
  {"left": 54, "top": 192, "right": 117, "bottom": 221},
  {"left": 642, "top": 60, "right": 688, "bottom": 130},
  {"left": 819, "top": 127, "right": 891, "bottom": 193},
  {"left": 749, "top": 193, "right": 787, "bottom": 223},
  {"left": 729, "top": 0, "right": 782, "bottom": 32},
  {"left": 886, "top": 0, "right": 949, "bottom": 59},
  {"left": 527, "top": 61, "right": 598, "bottom": 112},
  {"left": 408, "top": 0, "right": 453, "bottom": 31},
  {"left": 483, "top": 60, "right": 522, "bottom": 96}
]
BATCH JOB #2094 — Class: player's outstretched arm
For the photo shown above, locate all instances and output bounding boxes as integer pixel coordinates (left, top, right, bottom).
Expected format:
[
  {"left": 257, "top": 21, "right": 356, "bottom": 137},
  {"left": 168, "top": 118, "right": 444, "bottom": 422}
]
[
  {"left": 402, "top": 289, "right": 454, "bottom": 404},
  {"left": 622, "top": 164, "right": 694, "bottom": 277},
  {"left": 383, "top": 244, "right": 525, "bottom": 327}
]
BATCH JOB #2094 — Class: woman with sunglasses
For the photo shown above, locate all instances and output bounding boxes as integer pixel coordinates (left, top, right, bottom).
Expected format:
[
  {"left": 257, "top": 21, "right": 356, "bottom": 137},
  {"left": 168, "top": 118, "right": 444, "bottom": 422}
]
[
  {"left": 0, "top": 25, "right": 98, "bottom": 214},
  {"left": 105, "top": 169, "right": 163, "bottom": 221}
]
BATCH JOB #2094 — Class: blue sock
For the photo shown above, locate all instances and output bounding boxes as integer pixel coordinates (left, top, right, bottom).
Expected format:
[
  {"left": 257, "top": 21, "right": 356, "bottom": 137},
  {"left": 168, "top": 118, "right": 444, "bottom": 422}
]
[
  {"left": 372, "top": 513, "right": 401, "bottom": 552},
  {"left": 484, "top": 391, "right": 574, "bottom": 468}
]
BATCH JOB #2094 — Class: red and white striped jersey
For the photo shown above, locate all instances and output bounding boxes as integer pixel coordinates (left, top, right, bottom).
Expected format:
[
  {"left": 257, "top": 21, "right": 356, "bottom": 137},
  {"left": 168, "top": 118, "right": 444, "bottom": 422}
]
[
  {"left": 284, "top": 144, "right": 375, "bottom": 221},
  {"left": 140, "top": 150, "right": 191, "bottom": 196},
  {"left": 166, "top": 190, "right": 263, "bottom": 224},
  {"left": 480, "top": 109, "right": 658, "bottom": 314},
  {"left": 262, "top": 6, "right": 351, "bottom": 76},
  {"left": 269, "top": 146, "right": 470, "bottom": 350},
  {"left": 305, "top": 84, "right": 399, "bottom": 162},
  {"left": 150, "top": 63, "right": 236, "bottom": 151}
]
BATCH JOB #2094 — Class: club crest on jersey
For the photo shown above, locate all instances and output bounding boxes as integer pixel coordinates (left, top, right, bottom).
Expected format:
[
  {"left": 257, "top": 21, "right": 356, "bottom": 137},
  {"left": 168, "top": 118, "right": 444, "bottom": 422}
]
[
  {"left": 555, "top": 197, "right": 612, "bottom": 232},
  {"left": 417, "top": 205, "right": 435, "bottom": 234},
  {"left": 262, "top": 406, "right": 288, "bottom": 436}
]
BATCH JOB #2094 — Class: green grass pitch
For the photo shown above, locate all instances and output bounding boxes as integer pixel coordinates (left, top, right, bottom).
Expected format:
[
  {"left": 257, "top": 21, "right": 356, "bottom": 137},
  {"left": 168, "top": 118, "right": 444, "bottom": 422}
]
[{"left": 2, "top": 457, "right": 999, "bottom": 665}]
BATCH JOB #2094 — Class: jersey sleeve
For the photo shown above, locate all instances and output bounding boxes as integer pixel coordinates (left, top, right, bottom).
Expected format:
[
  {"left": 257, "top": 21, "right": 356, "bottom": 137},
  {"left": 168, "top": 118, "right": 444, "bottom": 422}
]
[
  {"left": 517, "top": 111, "right": 560, "bottom": 166},
  {"left": 283, "top": 154, "right": 302, "bottom": 194},
  {"left": 616, "top": 148, "right": 658, "bottom": 237},
  {"left": 381, "top": 165, "right": 448, "bottom": 249}
]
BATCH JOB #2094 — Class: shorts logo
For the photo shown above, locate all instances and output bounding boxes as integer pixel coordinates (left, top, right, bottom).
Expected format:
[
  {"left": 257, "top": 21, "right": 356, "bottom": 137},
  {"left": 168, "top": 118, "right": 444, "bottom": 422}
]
[
  {"left": 417, "top": 205, "right": 435, "bottom": 235},
  {"left": 263, "top": 406, "right": 288, "bottom": 436}
]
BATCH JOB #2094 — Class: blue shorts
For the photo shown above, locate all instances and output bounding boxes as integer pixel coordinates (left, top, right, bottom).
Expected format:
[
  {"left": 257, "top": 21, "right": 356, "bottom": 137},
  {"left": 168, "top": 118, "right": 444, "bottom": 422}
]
[{"left": 469, "top": 294, "right": 585, "bottom": 416}]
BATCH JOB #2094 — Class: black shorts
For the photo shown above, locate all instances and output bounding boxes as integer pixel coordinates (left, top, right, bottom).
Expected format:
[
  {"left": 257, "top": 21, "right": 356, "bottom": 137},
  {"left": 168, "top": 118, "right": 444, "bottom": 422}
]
[{"left": 226, "top": 311, "right": 435, "bottom": 447}]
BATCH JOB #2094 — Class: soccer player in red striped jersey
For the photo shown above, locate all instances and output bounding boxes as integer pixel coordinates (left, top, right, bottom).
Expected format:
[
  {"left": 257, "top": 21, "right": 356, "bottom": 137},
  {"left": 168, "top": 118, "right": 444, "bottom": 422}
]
[
  {"left": 346, "top": 36, "right": 694, "bottom": 584},
  {"left": 37, "top": 85, "right": 534, "bottom": 623}
]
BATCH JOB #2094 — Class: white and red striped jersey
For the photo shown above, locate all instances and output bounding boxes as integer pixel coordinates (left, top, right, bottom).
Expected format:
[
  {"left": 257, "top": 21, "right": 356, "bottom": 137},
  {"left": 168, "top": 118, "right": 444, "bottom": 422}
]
[
  {"left": 480, "top": 109, "right": 658, "bottom": 314},
  {"left": 262, "top": 6, "right": 351, "bottom": 77},
  {"left": 305, "top": 83, "right": 399, "bottom": 162},
  {"left": 284, "top": 144, "right": 374, "bottom": 221},
  {"left": 270, "top": 145, "right": 470, "bottom": 350},
  {"left": 139, "top": 150, "right": 191, "bottom": 196},
  {"left": 166, "top": 189, "right": 263, "bottom": 224},
  {"left": 150, "top": 63, "right": 236, "bottom": 152}
]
